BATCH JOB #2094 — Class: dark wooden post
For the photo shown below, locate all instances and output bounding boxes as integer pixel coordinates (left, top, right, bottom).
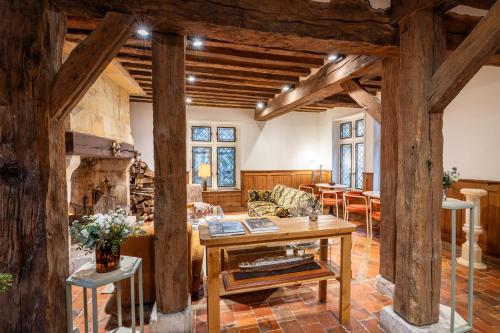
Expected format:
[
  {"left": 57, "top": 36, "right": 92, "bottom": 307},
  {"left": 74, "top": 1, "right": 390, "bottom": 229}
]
[
  {"left": 0, "top": 1, "right": 69, "bottom": 332},
  {"left": 379, "top": 58, "right": 399, "bottom": 283},
  {"left": 394, "top": 9, "right": 446, "bottom": 325},
  {"left": 152, "top": 32, "right": 189, "bottom": 313}
]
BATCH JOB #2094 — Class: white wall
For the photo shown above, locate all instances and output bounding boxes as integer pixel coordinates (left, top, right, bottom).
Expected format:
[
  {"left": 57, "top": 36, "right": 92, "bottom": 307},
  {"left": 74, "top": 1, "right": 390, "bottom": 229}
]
[
  {"left": 443, "top": 66, "right": 500, "bottom": 181},
  {"left": 130, "top": 103, "right": 322, "bottom": 171}
]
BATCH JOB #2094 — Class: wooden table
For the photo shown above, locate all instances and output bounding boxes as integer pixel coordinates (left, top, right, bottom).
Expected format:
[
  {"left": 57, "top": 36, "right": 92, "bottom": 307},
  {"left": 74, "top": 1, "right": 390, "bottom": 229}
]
[
  {"left": 316, "top": 183, "right": 350, "bottom": 190},
  {"left": 199, "top": 215, "right": 356, "bottom": 332},
  {"left": 362, "top": 190, "right": 380, "bottom": 199}
]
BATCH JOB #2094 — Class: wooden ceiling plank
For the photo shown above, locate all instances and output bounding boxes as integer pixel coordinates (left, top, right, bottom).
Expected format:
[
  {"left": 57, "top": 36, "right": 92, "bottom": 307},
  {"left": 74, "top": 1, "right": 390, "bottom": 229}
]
[
  {"left": 429, "top": 0, "right": 500, "bottom": 112},
  {"left": 255, "top": 55, "right": 381, "bottom": 121},
  {"left": 340, "top": 79, "right": 381, "bottom": 123},
  {"left": 51, "top": 12, "right": 135, "bottom": 120}
]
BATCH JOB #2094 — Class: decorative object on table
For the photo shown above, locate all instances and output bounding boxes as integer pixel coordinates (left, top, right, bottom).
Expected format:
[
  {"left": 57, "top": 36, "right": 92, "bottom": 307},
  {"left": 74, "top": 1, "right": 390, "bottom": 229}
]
[
  {"left": 329, "top": 181, "right": 336, "bottom": 186},
  {"left": 0, "top": 273, "right": 12, "bottom": 293},
  {"left": 457, "top": 188, "right": 488, "bottom": 270},
  {"left": 243, "top": 217, "right": 279, "bottom": 233},
  {"left": 205, "top": 205, "right": 224, "bottom": 222},
  {"left": 304, "top": 196, "right": 321, "bottom": 222},
  {"left": 198, "top": 163, "right": 211, "bottom": 191},
  {"left": 442, "top": 167, "right": 460, "bottom": 200},
  {"left": 238, "top": 254, "right": 315, "bottom": 272},
  {"left": 70, "top": 209, "right": 144, "bottom": 273},
  {"left": 208, "top": 221, "right": 246, "bottom": 237}
]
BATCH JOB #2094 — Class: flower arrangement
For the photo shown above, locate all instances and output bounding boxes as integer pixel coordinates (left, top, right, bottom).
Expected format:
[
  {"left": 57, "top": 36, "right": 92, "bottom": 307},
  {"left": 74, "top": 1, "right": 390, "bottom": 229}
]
[
  {"left": 70, "top": 209, "right": 144, "bottom": 272},
  {"left": 0, "top": 273, "right": 12, "bottom": 293},
  {"left": 443, "top": 167, "right": 460, "bottom": 189}
]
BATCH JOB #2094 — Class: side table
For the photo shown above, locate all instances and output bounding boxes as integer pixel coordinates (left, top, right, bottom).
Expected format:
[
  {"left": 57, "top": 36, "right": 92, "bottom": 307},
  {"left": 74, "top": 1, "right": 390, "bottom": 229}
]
[
  {"left": 442, "top": 198, "right": 475, "bottom": 333},
  {"left": 66, "top": 256, "right": 144, "bottom": 333}
]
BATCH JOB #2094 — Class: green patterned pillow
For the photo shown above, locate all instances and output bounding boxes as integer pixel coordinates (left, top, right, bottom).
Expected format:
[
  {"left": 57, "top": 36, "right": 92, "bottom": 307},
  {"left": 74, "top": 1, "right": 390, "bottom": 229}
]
[{"left": 248, "top": 190, "right": 271, "bottom": 202}]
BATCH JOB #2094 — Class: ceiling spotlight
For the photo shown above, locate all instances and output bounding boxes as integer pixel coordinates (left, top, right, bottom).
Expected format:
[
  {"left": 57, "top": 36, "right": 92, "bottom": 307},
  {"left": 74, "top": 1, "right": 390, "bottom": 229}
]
[
  {"left": 185, "top": 97, "right": 192, "bottom": 104},
  {"left": 281, "top": 84, "right": 295, "bottom": 93},
  {"left": 187, "top": 75, "right": 196, "bottom": 83},
  {"left": 327, "top": 53, "right": 345, "bottom": 63},
  {"left": 191, "top": 38, "right": 204, "bottom": 48},
  {"left": 136, "top": 27, "right": 150, "bottom": 38},
  {"left": 256, "top": 102, "right": 266, "bottom": 110}
]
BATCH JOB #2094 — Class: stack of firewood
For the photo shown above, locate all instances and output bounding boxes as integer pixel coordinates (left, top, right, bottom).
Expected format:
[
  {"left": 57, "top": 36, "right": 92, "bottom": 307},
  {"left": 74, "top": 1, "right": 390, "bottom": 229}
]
[{"left": 130, "top": 160, "right": 155, "bottom": 223}]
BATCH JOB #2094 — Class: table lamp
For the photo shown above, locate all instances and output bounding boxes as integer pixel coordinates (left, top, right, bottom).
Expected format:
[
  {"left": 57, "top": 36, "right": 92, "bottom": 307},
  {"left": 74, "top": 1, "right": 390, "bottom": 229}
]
[{"left": 198, "top": 163, "right": 211, "bottom": 191}]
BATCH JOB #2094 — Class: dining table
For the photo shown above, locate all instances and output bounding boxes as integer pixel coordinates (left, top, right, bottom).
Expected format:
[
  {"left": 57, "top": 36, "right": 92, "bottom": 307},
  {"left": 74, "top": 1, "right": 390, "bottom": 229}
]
[
  {"left": 315, "top": 183, "right": 350, "bottom": 190},
  {"left": 362, "top": 190, "right": 380, "bottom": 199}
]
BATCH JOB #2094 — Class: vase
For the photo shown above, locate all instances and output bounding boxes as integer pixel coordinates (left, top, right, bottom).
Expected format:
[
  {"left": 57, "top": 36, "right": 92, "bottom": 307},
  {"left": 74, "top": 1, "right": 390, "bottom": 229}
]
[
  {"left": 95, "top": 245, "right": 121, "bottom": 273},
  {"left": 442, "top": 188, "right": 448, "bottom": 201},
  {"left": 309, "top": 211, "right": 319, "bottom": 223}
]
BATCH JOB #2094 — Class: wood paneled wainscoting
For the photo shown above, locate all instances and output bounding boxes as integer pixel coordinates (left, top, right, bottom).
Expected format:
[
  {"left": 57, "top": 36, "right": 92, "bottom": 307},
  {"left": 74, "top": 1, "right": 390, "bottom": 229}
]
[
  {"left": 202, "top": 190, "right": 244, "bottom": 212},
  {"left": 441, "top": 179, "right": 500, "bottom": 262},
  {"left": 240, "top": 170, "right": 332, "bottom": 206}
]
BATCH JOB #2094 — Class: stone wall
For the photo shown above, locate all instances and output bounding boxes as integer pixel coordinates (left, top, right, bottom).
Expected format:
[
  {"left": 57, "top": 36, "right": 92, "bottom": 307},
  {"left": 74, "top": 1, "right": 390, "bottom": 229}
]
[{"left": 66, "top": 74, "right": 134, "bottom": 144}]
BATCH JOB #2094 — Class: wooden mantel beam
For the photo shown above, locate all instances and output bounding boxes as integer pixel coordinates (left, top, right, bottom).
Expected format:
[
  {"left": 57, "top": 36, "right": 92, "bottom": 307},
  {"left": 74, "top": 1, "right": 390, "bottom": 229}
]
[
  {"left": 255, "top": 56, "right": 380, "bottom": 121},
  {"left": 51, "top": 12, "right": 135, "bottom": 120},
  {"left": 340, "top": 79, "right": 381, "bottom": 123},
  {"left": 429, "top": 0, "right": 500, "bottom": 113}
]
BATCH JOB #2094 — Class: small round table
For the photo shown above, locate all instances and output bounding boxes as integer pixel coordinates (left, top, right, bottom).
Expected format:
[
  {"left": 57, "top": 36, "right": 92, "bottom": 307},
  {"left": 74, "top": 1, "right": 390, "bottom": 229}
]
[
  {"left": 66, "top": 256, "right": 144, "bottom": 333},
  {"left": 315, "top": 183, "right": 350, "bottom": 190}
]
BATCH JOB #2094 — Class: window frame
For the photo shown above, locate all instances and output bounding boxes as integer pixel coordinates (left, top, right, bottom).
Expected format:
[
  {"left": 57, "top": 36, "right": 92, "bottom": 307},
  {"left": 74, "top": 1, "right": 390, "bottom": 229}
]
[
  {"left": 191, "top": 125, "right": 212, "bottom": 142},
  {"left": 188, "top": 121, "right": 240, "bottom": 190},
  {"left": 336, "top": 117, "right": 365, "bottom": 189},
  {"left": 216, "top": 126, "right": 237, "bottom": 142}
]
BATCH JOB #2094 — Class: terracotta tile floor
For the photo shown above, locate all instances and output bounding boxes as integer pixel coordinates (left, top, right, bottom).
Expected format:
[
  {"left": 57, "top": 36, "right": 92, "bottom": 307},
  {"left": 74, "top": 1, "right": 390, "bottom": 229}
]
[{"left": 71, "top": 226, "right": 500, "bottom": 332}]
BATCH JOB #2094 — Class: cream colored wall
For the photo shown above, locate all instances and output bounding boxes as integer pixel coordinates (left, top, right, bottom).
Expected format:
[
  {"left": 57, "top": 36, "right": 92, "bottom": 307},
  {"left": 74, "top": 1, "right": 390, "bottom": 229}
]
[{"left": 67, "top": 74, "right": 134, "bottom": 144}]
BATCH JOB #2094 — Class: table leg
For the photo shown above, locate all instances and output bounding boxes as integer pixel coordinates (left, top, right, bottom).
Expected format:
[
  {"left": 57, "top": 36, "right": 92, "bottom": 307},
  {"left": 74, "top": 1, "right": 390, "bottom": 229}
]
[
  {"left": 83, "top": 287, "right": 88, "bottom": 333},
  {"left": 91, "top": 288, "right": 98, "bottom": 333},
  {"left": 116, "top": 282, "right": 122, "bottom": 327},
  {"left": 139, "top": 262, "right": 144, "bottom": 332},
  {"left": 207, "top": 247, "right": 221, "bottom": 333},
  {"left": 340, "top": 234, "right": 352, "bottom": 325},
  {"left": 319, "top": 238, "right": 328, "bottom": 302},
  {"left": 131, "top": 274, "right": 136, "bottom": 333},
  {"left": 66, "top": 283, "right": 73, "bottom": 333}
]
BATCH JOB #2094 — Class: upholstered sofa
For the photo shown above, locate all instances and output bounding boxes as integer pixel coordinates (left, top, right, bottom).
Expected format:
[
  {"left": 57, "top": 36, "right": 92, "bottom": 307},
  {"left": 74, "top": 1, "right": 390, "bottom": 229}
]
[{"left": 247, "top": 184, "right": 318, "bottom": 217}]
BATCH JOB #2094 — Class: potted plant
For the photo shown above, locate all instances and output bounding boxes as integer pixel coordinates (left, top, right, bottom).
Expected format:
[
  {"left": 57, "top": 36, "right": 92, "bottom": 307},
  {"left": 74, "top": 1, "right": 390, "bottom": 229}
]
[
  {"left": 70, "top": 209, "right": 144, "bottom": 273},
  {"left": 443, "top": 167, "right": 460, "bottom": 201},
  {"left": 0, "top": 273, "right": 12, "bottom": 293}
]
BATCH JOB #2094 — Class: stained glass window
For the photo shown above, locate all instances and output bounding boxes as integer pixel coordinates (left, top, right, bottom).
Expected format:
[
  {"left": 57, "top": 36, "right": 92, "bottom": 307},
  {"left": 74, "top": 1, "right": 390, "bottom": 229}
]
[
  {"left": 217, "top": 147, "right": 236, "bottom": 187},
  {"left": 191, "top": 126, "right": 211, "bottom": 142},
  {"left": 340, "top": 144, "right": 352, "bottom": 187},
  {"left": 192, "top": 147, "right": 212, "bottom": 186},
  {"left": 355, "top": 143, "right": 364, "bottom": 189},
  {"left": 340, "top": 122, "right": 352, "bottom": 139},
  {"left": 355, "top": 119, "right": 364, "bottom": 137},
  {"left": 217, "top": 127, "right": 236, "bottom": 142}
]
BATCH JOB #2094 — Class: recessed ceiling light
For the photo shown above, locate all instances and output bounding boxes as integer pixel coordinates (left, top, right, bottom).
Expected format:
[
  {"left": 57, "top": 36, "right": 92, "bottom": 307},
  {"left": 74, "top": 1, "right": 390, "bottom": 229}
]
[
  {"left": 187, "top": 75, "right": 196, "bottom": 83},
  {"left": 281, "top": 84, "right": 295, "bottom": 93},
  {"left": 185, "top": 97, "right": 192, "bottom": 104},
  {"left": 192, "top": 38, "right": 204, "bottom": 48},
  {"left": 327, "top": 53, "right": 345, "bottom": 63},
  {"left": 136, "top": 28, "right": 150, "bottom": 37},
  {"left": 256, "top": 102, "right": 265, "bottom": 110}
]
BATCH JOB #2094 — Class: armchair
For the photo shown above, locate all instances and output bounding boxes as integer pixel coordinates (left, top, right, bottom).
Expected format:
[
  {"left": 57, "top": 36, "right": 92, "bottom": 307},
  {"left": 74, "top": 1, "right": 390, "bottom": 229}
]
[
  {"left": 370, "top": 198, "right": 381, "bottom": 236},
  {"left": 320, "top": 190, "right": 343, "bottom": 218}
]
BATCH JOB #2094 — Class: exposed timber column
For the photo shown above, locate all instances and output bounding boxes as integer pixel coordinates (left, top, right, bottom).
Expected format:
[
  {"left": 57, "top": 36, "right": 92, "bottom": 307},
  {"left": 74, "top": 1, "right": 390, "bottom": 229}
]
[
  {"left": 151, "top": 32, "right": 190, "bottom": 332},
  {"left": 376, "top": 58, "right": 399, "bottom": 298},
  {"left": 0, "top": 1, "right": 69, "bottom": 332},
  {"left": 381, "top": 8, "right": 447, "bottom": 330}
]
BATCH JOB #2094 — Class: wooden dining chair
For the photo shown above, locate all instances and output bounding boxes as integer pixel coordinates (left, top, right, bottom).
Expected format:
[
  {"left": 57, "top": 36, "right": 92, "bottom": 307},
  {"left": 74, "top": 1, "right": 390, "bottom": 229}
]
[
  {"left": 320, "top": 189, "right": 344, "bottom": 218},
  {"left": 299, "top": 184, "right": 315, "bottom": 195},
  {"left": 370, "top": 198, "right": 381, "bottom": 238},
  {"left": 343, "top": 191, "right": 371, "bottom": 238}
]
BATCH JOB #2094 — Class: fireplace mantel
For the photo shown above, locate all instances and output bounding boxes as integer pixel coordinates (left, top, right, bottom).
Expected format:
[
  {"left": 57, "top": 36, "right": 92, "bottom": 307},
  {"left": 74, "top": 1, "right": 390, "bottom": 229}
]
[{"left": 66, "top": 131, "right": 135, "bottom": 159}]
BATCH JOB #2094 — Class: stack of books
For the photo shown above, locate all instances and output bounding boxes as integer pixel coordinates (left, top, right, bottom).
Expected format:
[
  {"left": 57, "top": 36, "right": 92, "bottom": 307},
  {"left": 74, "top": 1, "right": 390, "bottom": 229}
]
[
  {"left": 243, "top": 217, "right": 279, "bottom": 234},
  {"left": 208, "top": 221, "right": 246, "bottom": 237}
]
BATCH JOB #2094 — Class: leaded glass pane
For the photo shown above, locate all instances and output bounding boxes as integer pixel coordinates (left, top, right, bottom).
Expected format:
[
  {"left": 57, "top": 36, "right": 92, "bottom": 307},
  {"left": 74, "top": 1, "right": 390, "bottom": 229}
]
[
  {"left": 355, "top": 119, "right": 364, "bottom": 137},
  {"left": 340, "top": 144, "right": 352, "bottom": 187},
  {"left": 217, "top": 127, "right": 236, "bottom": 142},
  {"left": 191, "top": 126, "right": 211, "bottom": 142},
  {"left": 355, "top": 143, "right": 364, "bottom": 189},
  {"left": 340, "top": 122, "right": 352, "bottom": 139},
  {"left": 217, "top": 147, "right": 236, "bottom": 187},
  {"left": 192, "top": 147, "right": 212, "bottom": 186}
]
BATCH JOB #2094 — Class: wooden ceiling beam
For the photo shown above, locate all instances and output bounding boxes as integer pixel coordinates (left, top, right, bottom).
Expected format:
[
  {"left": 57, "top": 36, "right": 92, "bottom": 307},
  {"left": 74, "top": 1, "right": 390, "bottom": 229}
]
[
  {"left": 116, "top": 53, "right": 311, "bottom": 76},
  {"left": 390, "top": 1, "right": 449, "bottom": 23},
  {"left": 139, "top": 80, "right": 279, "bottom": 95},
  {"left": 51, "top": 12, "right": 134, "bottom": 120},
  {"left": 340, "top": 79, "right": 381, "bottom": 123},
  {"left": 55, "top": 0, "right": 395, "bottom": 56},
  {"left": 255, "top": 55, "right": 381, "bottom": 121},
  {"left": 429, "top": 0, "right": 500, "bottom": 113}
]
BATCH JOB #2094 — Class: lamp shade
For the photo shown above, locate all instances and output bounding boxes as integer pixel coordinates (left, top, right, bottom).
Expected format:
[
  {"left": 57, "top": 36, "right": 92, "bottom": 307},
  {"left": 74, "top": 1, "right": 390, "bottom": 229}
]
[{"left": 198, "top": 163, "right": 211, "bottom": 178}]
